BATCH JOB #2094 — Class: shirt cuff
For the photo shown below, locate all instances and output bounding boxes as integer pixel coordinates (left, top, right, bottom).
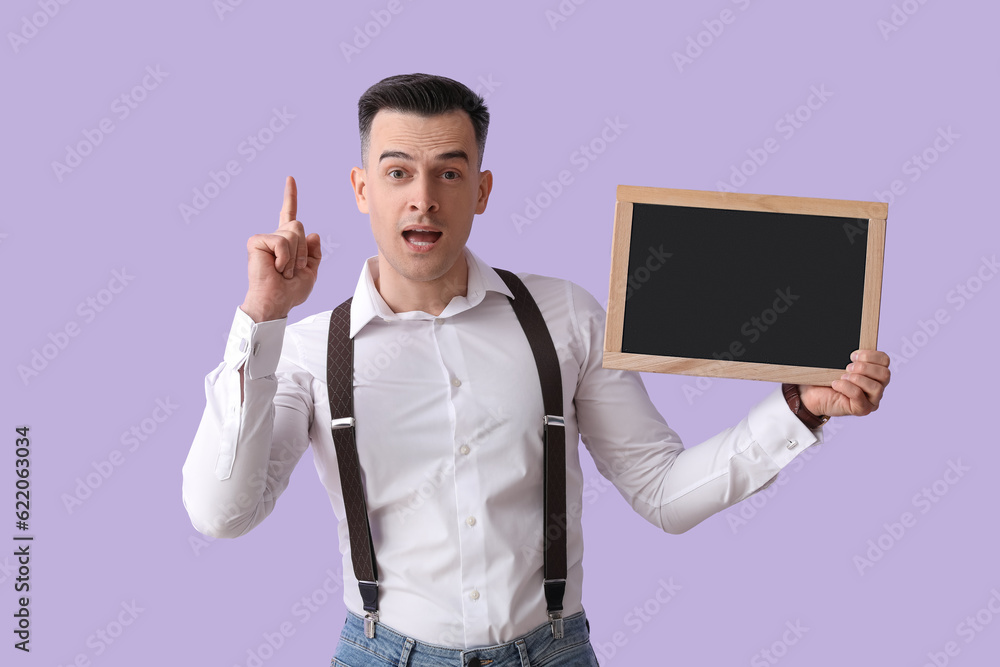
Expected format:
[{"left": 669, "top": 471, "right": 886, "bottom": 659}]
[
  {"left": 747, "top": 387, "right": 823, "bottom": 469},
  {"left": 223, "top": 307, "right": 287, "bottom": 379}
]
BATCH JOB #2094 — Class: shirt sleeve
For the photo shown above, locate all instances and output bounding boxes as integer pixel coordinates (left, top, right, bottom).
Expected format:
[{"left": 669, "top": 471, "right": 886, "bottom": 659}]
[
  {"left": 181, "top": 307, "right": 314, "bottom": 538},
  {"left": 568, "top": 283, "right": 823, "bottom": 534}
]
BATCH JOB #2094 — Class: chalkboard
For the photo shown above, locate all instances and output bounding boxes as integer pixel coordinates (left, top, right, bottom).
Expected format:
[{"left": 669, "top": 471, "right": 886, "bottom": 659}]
[{"left": 603, "top": 186, "right": 887, "bottom": 386}]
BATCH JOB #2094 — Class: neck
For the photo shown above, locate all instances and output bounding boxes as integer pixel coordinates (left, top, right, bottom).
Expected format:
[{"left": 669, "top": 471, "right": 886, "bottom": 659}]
[{"left": 375, "top": 253, "right": 470, "bottom": 316}]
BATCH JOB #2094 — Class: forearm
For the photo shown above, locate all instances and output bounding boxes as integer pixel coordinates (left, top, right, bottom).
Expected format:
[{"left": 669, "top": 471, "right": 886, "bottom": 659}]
[
  {"left": 181, "top": 307, "right": 303, "bottom": 538},
  {"left": 583, "top": 385, "right": 821, "bottom": 535},
  {"left": 647, "top": 389, "right": 820, "bottom": 533},
  {"left": 182, "top": 364, "right": 281, "bottom": 537}
]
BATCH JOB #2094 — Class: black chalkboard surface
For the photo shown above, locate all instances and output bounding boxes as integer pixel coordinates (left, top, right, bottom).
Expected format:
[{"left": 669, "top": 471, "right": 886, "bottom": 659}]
[{"left": 604, "top": 186, "right": 887, "bottom": 385}]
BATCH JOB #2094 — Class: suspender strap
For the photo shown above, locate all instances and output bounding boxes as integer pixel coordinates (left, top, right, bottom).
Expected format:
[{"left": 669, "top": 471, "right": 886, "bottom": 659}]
[
  {"left": 326, "top": 270, "right": 569, "bottom": 640},
  {"left": 494, "top": 268, "right": 568, "bottom": 638},
  {"left": 326, "top": 297, "right": 380, "bottom": 638}
]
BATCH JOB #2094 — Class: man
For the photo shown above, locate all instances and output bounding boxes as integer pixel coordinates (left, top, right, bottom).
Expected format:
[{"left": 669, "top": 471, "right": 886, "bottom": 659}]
[{"left": 182, "top": 73, "right": 890, "bottom": 666}]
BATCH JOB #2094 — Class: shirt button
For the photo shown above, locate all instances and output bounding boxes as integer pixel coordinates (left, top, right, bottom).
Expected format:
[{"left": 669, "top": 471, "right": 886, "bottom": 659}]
[
  {"left": 435, "top": 318, "right": 445, "bottom": 325},
  {"left": 786, "top": 439, "right": 798, "bottom": 450},
  {"left": 466, "top": 516, "right": 476, "bottom": 527},
  {"left": 459, "top": 445, "right": 471, "bottom": 455},
  {"left": 470, "top": 590, "right": 480, "bottom": 601},
  {"left": 239, "top": 338, "right": 248, "bottom": 353},
  {"left": 451, "top": 377, "right": 462, "bottom": 388}
]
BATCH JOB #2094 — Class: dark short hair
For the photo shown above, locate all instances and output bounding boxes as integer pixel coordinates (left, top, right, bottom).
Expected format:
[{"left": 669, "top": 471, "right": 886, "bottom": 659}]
[{"left": 358, "top": 73, "right": 490, "bottom": 169}]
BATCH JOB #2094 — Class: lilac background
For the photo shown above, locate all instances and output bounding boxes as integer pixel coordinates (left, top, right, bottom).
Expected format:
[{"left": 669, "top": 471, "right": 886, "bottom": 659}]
[{"left": 4, "top": 0, "right": 999, "bottom": 665}]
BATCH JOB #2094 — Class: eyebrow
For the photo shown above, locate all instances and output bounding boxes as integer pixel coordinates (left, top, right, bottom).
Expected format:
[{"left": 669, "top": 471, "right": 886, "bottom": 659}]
[{"left": 378, "top": 149, "right": 470, "bottom": 164}]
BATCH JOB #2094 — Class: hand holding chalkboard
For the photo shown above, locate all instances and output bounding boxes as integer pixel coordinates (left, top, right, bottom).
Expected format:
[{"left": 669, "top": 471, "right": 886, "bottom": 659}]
[{"left": 801, "top": 349, "right": 891, "bottom": 417}]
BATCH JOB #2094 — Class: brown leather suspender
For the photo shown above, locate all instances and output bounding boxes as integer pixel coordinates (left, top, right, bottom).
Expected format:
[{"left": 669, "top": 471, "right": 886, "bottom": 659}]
[{"left": 325, "top": 269, "right": 567, "bottom": 639}]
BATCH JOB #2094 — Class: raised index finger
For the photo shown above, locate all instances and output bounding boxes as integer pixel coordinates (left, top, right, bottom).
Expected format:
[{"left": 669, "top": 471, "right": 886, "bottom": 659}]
[{"left": 279, "top": 175, "right": 297, "bottom": 226}]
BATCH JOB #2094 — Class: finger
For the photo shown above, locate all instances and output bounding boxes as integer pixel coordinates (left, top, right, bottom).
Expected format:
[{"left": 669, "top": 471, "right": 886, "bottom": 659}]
[
  {"left": 293, "top": 222, "right": 308, "bottom": 269},
  {"left": 845, "top": 360, "right": 891, "bottom": 385},
  {"left": 248, "top": 233, "right": 293, "bottom": 275},
  {"left": 274, "top": 229, "right": 300, "bottom": 278},
  {"left": 831, "top": 377, "right": 877, "bottom": 415},
  {"left": 269, "top": 221, "right": 303, "bottom": 277},
  {"left": 851, "top": 349, "right": 890, "bottom": 368},
  {"left": 838, "top": 372, "right": 885, "bottom": 408},
  {"left": 305, "top": 233, "right": 322, "bottom": 267},
  {"left": 279, "top": 176, "right": 297, "bottom": 226}
]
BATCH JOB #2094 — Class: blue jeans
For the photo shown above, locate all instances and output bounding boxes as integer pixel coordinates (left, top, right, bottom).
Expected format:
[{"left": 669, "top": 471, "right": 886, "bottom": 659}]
[{"left": 332, "top": 610, "right": 600, "bottom": 666}]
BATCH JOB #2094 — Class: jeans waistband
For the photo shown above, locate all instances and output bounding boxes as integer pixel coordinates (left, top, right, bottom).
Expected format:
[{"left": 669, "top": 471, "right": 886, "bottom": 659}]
[{"left": 337, "top": 609, "right": 592, "bottom": 667}]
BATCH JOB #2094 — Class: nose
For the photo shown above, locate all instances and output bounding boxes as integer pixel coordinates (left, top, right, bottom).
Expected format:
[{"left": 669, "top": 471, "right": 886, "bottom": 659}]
[{"left": 408, "top": 176, "right": 439, "bottom": 214}]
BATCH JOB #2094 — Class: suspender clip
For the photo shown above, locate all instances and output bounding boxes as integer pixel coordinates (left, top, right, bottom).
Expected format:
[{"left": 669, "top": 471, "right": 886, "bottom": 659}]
[
  {"left": 359, "top": 580, "right": 379, "bottom": 638},
  {"left": 543, "top": 415, "right": 565, "bottom": 427},
  {"left": 364, "top": 610, "right": 379, "bottom": 639},
  {"left": 548, "top": 611, "right": 564, "bottom": 639},
  {"left": 331, "top": 417, "right": 356, "bottom": 430}
]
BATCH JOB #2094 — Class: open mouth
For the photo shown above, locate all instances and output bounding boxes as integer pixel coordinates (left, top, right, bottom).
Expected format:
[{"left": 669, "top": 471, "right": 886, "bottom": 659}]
[{"left": 402, "top": 228, "right": 442, "bottom": 252}]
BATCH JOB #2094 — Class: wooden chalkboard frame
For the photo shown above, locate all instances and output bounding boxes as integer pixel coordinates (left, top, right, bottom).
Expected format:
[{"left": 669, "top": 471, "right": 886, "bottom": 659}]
[{"left": 603, "top": 185, "right": 887, "bottom": 386}]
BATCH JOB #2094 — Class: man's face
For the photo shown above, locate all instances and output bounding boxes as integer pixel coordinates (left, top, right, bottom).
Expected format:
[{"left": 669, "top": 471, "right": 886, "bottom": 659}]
[{"left": 351, "top": 109, "right": 492, "bottom": 291}]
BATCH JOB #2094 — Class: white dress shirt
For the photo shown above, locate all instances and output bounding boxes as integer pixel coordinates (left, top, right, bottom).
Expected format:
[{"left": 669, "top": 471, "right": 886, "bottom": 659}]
[{"left": 181, "top": 247, "right": 822, "bottom": 648}]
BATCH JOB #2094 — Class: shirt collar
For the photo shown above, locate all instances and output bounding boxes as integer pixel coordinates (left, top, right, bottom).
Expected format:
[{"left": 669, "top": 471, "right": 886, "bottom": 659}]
[{"left": 349, "top": 247, "right": 514, "bottom": 337}]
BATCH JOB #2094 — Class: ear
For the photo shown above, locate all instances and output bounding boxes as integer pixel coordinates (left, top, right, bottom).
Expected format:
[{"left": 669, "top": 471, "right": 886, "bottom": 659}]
[
  {"left": 350, "top": 166, "right": 369, "bottom": 214},
  {"left": 475, "top": 169, "right": 493, "bottom": 215}
]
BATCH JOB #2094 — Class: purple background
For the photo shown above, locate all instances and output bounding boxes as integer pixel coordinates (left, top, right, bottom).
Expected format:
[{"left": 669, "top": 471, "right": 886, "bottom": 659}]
[{"left": 4, "top": 1, "right": 999, "bottom": 664}]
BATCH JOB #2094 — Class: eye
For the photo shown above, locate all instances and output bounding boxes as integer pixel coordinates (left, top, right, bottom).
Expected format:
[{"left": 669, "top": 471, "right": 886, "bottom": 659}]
[
  {"left": 388, "top": 168, "right": 406, "bottom": 179},
  {"left": 442, "top": 170, "right": 460, "bottom": 180}
]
